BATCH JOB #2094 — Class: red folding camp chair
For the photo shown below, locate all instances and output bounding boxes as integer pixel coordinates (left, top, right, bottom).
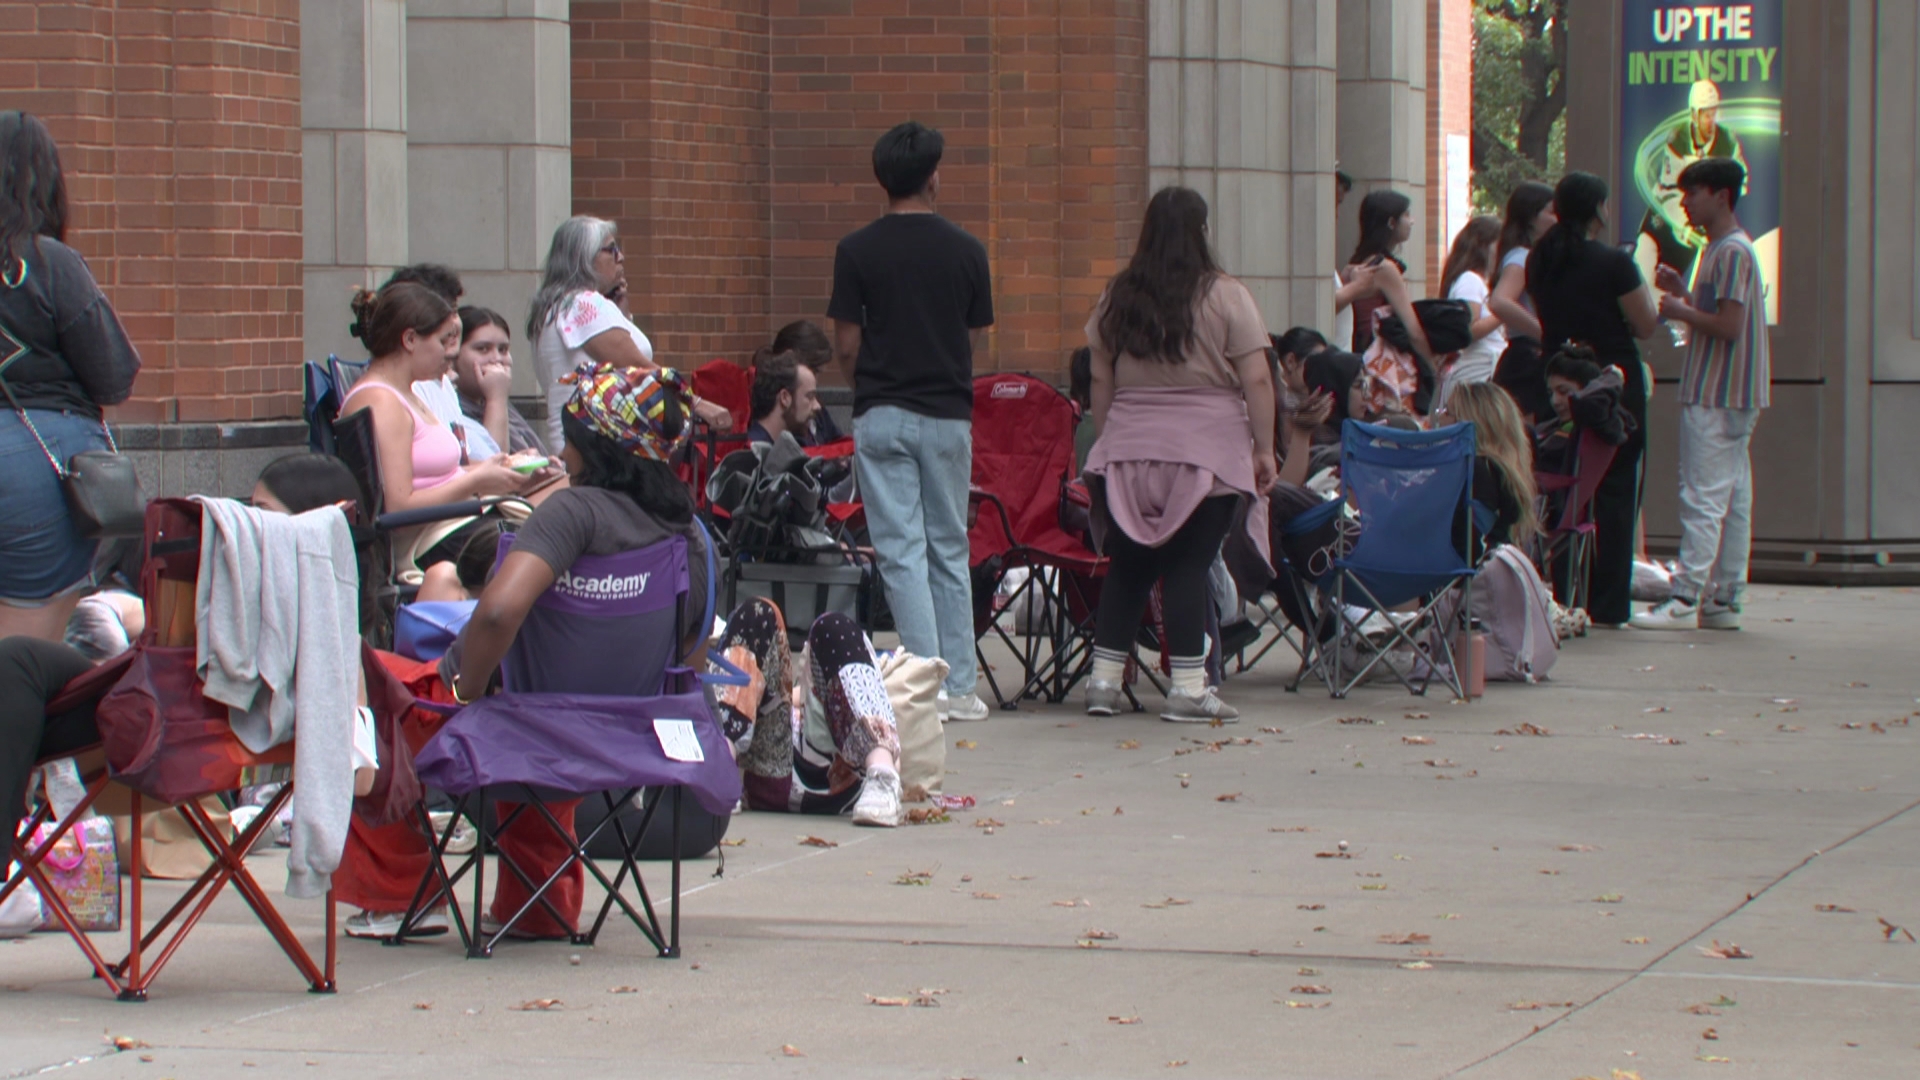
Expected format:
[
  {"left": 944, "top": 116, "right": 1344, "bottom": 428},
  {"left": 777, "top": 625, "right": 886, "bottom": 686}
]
[
  {"left": 1534, "top": 428, "right": 1617, "bottom": 624},
  {"left": 0, "top": 498, "right": 386, "bottom": 1000},
  {"left": 968, "top": 373, "right": 1108, "bottom": 708}
]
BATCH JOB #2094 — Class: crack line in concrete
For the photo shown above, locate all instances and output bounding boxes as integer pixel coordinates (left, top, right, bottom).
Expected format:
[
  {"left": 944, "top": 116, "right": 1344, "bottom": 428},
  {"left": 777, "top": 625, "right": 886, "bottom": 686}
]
[{"left": 1437, "top": 793, "right": 1920, "bottom": 1079}]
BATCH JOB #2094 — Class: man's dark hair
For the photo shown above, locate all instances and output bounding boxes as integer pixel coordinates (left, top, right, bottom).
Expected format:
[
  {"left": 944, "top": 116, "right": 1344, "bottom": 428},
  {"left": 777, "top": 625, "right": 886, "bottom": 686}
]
[
  {"left": 872, "top": 121, "right": 944, "bottom": 200},
  {"left": 1676, "top": 156, "right": 1745, "bottom": 210},
  {"left": 750, "top": 349, "right": 804, "bottom": 421},
  {"left": 1334, "top": 169, "right": 1354, "bottom": 195},
  {"left": 771, "top": 320, "right": 833, "bottom": 369},
  {"left": 258, "top": 454, "right": 363, "bottom": 515},
  {"left": 383, "top": 263, "right": 465, "bottom": 305},
  {"left": 1271, "top": 327, "right": 1328, "bottom": 363},
  {"left": 1067, "top": 346, "right": 1093, "bottom": 410}
]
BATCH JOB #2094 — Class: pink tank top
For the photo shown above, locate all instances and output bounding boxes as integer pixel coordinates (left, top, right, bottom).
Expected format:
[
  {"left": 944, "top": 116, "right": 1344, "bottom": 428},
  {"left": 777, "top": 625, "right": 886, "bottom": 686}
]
[{"left": 341, "top": 380, "right": 463, "bottom": 492}]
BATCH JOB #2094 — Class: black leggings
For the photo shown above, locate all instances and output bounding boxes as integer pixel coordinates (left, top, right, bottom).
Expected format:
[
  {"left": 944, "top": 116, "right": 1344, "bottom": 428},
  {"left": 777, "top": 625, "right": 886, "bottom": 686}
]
[
  {"left": 0, "top": 637, "right": 98, "bottom": 851},
  {"left": 1094, "top": 496, "right": 1238, "bottom": 659}
]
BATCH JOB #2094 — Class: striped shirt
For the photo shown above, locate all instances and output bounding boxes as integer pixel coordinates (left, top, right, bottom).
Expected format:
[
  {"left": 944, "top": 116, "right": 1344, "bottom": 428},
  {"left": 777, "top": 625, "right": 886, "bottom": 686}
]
[{"left": 1678, "top": 229, "right": 1770, "bottom": 409}]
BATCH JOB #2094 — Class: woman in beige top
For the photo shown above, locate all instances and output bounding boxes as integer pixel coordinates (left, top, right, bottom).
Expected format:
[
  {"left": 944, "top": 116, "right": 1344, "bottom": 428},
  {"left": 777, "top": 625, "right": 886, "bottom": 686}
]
[{"left": 1081, "top": 187, "right": 1276, "bottom": 723}]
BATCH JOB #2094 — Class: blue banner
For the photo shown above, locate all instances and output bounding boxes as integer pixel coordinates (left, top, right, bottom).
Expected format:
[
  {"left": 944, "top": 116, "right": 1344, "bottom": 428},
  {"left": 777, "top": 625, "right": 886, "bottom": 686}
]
[{"left": 1619, "top": 1, "right": 1782, "bottom": 322}]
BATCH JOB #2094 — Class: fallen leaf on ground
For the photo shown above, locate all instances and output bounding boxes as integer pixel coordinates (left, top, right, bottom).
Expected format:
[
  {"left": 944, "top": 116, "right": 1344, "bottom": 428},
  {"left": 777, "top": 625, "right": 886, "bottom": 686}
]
[
  {"left": 1814, "top": 904, "right": 1856, "bottom": 913},
  {"left": 1438, "top": 912, "right": 1462, "bottom": 919},
  {"left": 1166, "top": 1060, "right": 1189, "bottom": 1067},
  {"left": 1496, "top": 723, "right": 1550, "bottom": 736},
  {"left": 1698, "top": 1055, "right": 1732, "bottom": 1063},
  {"left": 1425, "top": 759, "right": 1459, "bottom": 767},
  {"left": 1592, "top": 893, "right": 1624, "bottom": 904},
  {"left": 894, "top": 868, "right": 935, "bottom": 885},
  {"left": 906, "top": 807, "right": 951, "bottom": 824},
  {"left": 1559, "top": 844, "right": 1598, "bottom": 852},
  {"left": 1215, "top": 792, "right": 1242, "bottom": 802},
  {"left": 865, "top": 995, "right": 911, "bottom": 1006},
  {"left": 1271, "top": 826, "right": 1313, "bottom": 833},
  {"left": 1879, "top": 918, "right": 1917, "bottom": 943},
  {"left": 1107, "top": 1015, "right": 1142, "bottom": 1025},
  {"left": 1360, "top": 884, "right": 1389, "bottom": 891},
  {"left": 1117, "top": 739, "right": 1141, "bottom": 750},
  {"left": 1625, "top": 733, "right": 1685, "bottom": 744},
  {"left": 1083, "top": 929, "right": 1119, "bottom": 940},
  {"left": 1337, "top": 716, "right": 1378, "bottom": 725},
  {"left": 1315, "top": 850, "right": 1352, "bottom": 859},
  {"left": 1377, "top": 932, "right": 1431, "bottom": 945},
  {"left": 1623, "top": 936, "right": 1651, "bottom": 944},
  {"left": 1402, "top": 735, "right": 1434, "bottom": 745},
  {"left": 799, "top": 836, "right": 838, "bottom": 848},
  {"left": 1053, "top": 898, "right": 1089, "bottom": 908},
  {"left": 1259, "top": 726, "right": 1286, "bottom": 734},
  {"left": 1702, "top": 1027, "right": 1719, "bottom": 1040},
  {"left": 970, "top": 891, "right": 1001, "bottom": 900},
  {"left": 510, "top": 999, "right": 563, "bottom": 1011},
  {"left": 1297, "top": 966, "right": 1320, "bottom": 975},
  {"left": 1142, "top": 897, "right": 1192, "bottom": 909},
  {"left": 1282, "top": 999, "right": 1331, "bottom": 1009},
  {"left": 1697, "top": 940, "right": 1754, "bottom": 959},
  {"left": 1404, "top": 711, "right": 1431, "bottom": 719},
  {"left": 1643, "top": 705, "right": 1670, "bottom": 713},
  {"left": 973, "top": 818, "right": 1005, "bottom": 829},
  {"left": 1297, "top": 903, "right": 1325, "bottom": 911},
  {"left": 718, "top": 838, "right": 747, "bottom": 847},
  {"left": 411, "top": 1002, "right": 432, "bottom": 1010},
  {"left": 954, "top": 740, "right": 978, "bottom": 750},
  {"left": 1539, "top": 869, "right": 1561, "bottom": 875},
  {"left": 1398, "top": 960, "right": 1432, "bottom": 969},
  {"left": 1684, "top": 1003, "right": 1719, "bottom": 1015},
  {"left": 608, "top": 986, "right": 639, "bottom": 994},
  {"left": 1290, "top": 984, "right": 1332, "bottom": 994},
  {"left": 1777, "top": 723, "right": 1805, "bottom": 732},
  {"left": 781, "top": 1045, "right": 805, "bottom": 1057},
  {"left": 110, "top": 1037, "right": 152, "bottom": 1051}
]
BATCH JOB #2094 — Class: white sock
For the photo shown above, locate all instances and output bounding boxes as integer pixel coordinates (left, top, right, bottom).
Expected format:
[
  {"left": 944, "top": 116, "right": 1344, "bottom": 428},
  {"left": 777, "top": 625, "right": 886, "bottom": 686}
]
[
  {"left": 1091, "top": 647, "right": 1126, "bottom": 685},
  {"left": 1170, "top": 656, "right": 1207, "bottom": 695}
]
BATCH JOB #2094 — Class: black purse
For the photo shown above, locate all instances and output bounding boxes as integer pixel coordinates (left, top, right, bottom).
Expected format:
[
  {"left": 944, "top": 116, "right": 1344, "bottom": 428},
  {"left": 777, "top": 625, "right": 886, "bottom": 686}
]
[{"left": 0, "top": 368, "right": 145, "bottom": 539}]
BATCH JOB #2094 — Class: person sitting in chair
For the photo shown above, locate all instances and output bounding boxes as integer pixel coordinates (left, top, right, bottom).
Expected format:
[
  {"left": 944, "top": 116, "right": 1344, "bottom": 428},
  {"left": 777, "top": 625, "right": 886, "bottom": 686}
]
[{"left": 746, "top": 349, "right": 820, "bottom": 447}]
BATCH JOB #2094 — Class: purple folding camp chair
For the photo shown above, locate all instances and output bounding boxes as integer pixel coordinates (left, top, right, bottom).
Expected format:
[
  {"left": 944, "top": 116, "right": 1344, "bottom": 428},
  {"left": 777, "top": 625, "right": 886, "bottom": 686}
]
[{"left": 398, "top": 530, "right": 743, "bottom": 958}]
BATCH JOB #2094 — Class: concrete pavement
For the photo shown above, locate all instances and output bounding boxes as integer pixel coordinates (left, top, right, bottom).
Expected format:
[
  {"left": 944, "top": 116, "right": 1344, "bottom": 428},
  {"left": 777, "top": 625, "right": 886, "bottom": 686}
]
[{"left": 5, "top": 584, "right": 1919, "bottom": 1079}]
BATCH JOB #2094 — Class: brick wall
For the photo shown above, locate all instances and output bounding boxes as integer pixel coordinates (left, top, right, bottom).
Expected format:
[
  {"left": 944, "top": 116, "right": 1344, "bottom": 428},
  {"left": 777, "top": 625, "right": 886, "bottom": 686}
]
[
  {"left": 0, "top": 0, "right": 303, "bottom": 423},
  {"left": 767, "top": 0, "right": 1148, "bottom": 385},
  {"left": 571, "top": 0, "right": 773, "bottom": 369},
  {"left": 570, "top": 0, "right": 1148, "bottom": 386},
  {"left": 1425, "top": 0, "right": 1472, "bottom": 289}
]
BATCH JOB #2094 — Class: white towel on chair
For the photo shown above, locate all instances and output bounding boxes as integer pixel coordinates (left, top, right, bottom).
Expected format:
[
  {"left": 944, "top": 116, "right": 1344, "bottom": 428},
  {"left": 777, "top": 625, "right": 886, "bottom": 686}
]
[{"left": 193, "top": 497, "right": 360, "bottom": 898}]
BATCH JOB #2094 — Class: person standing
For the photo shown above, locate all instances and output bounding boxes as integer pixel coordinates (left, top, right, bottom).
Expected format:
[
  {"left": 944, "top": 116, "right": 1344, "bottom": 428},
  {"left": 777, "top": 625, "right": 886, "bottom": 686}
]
[
  {"left": 1081, "top": 187, "right": 1277, "bottom": 723},
  {"left": 827, "top": 121, "right": 994, "bottom": 721},
  {"left": 0, "top": 111, "right": 142, "bottom": 642},
  {"left": 1631, "top": 158, "right": 1769, "bottom": 631},
  {"left": 1527, "top": 172, "right": 1662, "bottom": 628},
  {"left": 1488, "top": 181, "right": 1557, "bottom": 422}
]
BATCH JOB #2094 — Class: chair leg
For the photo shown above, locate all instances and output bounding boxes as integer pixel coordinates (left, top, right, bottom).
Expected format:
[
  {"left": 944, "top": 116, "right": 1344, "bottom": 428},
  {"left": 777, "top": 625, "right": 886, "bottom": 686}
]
[{"left": 667, "top": 786, "right": 682, "bottom": 959}]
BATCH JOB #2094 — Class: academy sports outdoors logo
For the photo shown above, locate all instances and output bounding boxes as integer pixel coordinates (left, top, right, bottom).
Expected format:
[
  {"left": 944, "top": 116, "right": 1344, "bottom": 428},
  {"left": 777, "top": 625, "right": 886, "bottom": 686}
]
[{"left": 554, "top": 569, "right": 652, "bottom": 601}]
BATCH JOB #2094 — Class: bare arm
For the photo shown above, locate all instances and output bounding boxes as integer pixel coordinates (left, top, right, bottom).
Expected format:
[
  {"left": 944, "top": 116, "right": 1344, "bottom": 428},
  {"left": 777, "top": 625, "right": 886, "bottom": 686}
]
[
  {"left": 1620, "top": 284, "right": 1661, "bottom": 341},
  {"left": 1276, "top": 393, "right": 1331, "bottom": 488},
  {"left": 1375, "top": 261, "right": 1435, "bottom": 363},
  {"left": 830, "top": 319, "right": 862, "bottom": 388},
  {"left": 449, "top": 550, "right": 556, "bottom": 703},
  {"left": 1231, "top": 347, "right": 1278, "bottom": 492},
  {"left": 1088, "top": 342, "right": 1117, "bottom": 437},
  {"left": 346, "top": 393, "right": 526, "bottom": 513},
  {"left": 580, "top": 326, "right": 653, "bottom": 369},
  {"left": 1660, "top": 295, "right": 1746, "bottom": 341},
  {"left": 1466, "top": 301, "right": 1503, "bottom": 342},
  {"left": 1488, "top": 262, "right": 1542, "bottom": 340}
]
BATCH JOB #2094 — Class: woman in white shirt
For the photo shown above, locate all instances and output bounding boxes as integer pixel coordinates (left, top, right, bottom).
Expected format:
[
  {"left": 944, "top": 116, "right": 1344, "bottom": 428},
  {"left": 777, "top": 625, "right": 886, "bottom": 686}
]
[
  {"left": 1488, "top": 181, "right": 1558, "bottom": 421},
  {"left": 1432, "top": 215, "right": 1505, "bottom": 415},
  {"left": 525, "top": 215, "right": 733, "bottom": 451}
]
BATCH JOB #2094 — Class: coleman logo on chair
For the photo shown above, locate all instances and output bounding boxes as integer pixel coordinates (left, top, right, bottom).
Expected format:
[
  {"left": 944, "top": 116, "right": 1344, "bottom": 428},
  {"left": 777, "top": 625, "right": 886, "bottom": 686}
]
[
  {"left": 990, "top": 381, "right": 1028, "bottom": 398},
  {"left": 554, "top": 569, "right": 652, "bottom": 601}
]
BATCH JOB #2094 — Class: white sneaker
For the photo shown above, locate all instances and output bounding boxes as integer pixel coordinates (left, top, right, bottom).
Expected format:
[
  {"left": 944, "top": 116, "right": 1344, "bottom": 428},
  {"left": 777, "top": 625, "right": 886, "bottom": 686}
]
[
  {"left": 1629, "top": 597, "right": 1699, "bottom": 631},
  {"left": 344, "top": 907, "right": 448, "bottom": 939},
  {"left": 851, "top": 766, "right": 904, "bottom": 827},
  {"left": 1084, "top": 679, "right": 1123, "bottom": 717},
  {"left": 944, "top": 691, "right": 990, "bottom": 722},
  {"left": 1161, "top": 688, "right": 1239, "bottom": 723},
  {"left": 1698, "top": 598, "right": 1742, "bottom": 631}
]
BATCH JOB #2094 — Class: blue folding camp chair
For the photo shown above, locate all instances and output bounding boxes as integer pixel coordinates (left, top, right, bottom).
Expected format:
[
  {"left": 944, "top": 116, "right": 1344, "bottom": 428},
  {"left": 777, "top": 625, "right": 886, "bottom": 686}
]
[
  {"left": 302, "top": 354, "right": 370, "bottom": 455},
  {"left": 1293, "top": 419, "right": 1479, "bottom": 699}
]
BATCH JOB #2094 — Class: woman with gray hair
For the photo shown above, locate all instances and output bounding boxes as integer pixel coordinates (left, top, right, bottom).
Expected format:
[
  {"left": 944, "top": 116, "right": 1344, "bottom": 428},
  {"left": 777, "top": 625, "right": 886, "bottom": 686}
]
[{"left": 528, "top": 215, "right": 733, "bottom": 450}]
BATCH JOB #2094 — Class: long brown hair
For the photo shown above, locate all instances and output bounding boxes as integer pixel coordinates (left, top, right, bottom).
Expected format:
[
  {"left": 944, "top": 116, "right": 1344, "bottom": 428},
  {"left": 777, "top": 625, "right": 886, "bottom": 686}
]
[
  {"left": 1443, "top": 382, "right": 1538, "bottom": 542},
  {"left": 1097, "top": 187, "right": 1220, "bottom": 362},
  {"left": 1439, "top": 216, "right": 1502, "bottom": 301}
]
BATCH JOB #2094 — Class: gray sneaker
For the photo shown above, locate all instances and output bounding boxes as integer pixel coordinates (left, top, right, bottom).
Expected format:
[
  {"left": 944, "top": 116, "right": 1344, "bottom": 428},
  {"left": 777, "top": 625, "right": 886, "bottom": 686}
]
[
  {"left": 1084, "top": 678, "right": 1123, "bottom": 717},
  {"left": 944, "top": 691, "right": 991, "bottom": 722},
  {"left": 1160, "top": 688, "right": 1239, "bottom": 724},
  {"left": 851, "top": 765, "right": 904, "bottom": 827},
  {"left": 1698, "top": 598, "right": 1742, "bottom": 630}
]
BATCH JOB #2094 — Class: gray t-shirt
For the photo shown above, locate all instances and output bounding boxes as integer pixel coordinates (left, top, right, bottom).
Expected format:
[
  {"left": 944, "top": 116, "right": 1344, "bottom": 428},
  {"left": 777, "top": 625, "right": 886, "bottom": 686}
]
[{"left": 510, "top": 486, "right": 712, "bottom": 642}]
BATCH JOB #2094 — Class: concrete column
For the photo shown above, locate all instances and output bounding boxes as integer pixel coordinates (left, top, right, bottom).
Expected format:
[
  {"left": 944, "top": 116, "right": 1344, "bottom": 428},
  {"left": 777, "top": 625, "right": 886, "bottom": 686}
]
[
  {"left": 405, "top": 0, "right": 572, "bottom": 396},
  {"left": 1148, "top": 0, "right": 1338, "bottom": 336},
  {"left": 301, "top": 0, "right": 410, "bottom": 364},
  {"left": 1335, "top": 0, "right": 1429, "bottom": 292}
]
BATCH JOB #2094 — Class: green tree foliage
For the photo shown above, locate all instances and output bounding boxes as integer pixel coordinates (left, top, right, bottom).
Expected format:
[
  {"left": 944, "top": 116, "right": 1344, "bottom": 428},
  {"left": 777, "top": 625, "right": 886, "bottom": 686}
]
[{"left": 1471, "top": 0, "right": 1567, "bottom": 215}]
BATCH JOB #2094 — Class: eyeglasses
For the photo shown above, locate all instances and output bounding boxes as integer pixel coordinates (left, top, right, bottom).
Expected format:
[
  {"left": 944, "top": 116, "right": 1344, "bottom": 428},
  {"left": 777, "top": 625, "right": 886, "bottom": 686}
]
[{"left": 600, "top": 241, "right": 623, "bottom": 258}]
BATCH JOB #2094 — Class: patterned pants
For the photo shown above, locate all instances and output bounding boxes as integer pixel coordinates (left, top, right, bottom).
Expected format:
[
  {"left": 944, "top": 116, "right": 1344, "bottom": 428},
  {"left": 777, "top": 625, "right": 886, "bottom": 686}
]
[{"left": 710, "top": 599, "right": 901, "bottom": 814}]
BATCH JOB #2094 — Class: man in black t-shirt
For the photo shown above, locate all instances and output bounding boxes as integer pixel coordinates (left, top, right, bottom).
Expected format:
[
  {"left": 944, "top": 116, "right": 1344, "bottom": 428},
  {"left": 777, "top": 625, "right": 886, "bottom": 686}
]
[{"left": 827, "top": 121, "right": 994, "bottom": 721}]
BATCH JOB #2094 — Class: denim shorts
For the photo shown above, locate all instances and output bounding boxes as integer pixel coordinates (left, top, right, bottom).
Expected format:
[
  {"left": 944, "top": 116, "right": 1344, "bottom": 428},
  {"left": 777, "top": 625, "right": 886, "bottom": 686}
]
[{"left": 0, "top": 408, "right": 111, "bottom": 603}]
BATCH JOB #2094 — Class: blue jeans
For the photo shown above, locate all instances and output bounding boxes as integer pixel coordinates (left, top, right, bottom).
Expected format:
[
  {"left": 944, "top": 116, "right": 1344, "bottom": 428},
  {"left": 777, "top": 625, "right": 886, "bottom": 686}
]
[
  {"left": 0, "top": 408, "right": 110, "bottom": 602},
  {"left": 853, "top": 405, "right": 976, "bottom": 696}
]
